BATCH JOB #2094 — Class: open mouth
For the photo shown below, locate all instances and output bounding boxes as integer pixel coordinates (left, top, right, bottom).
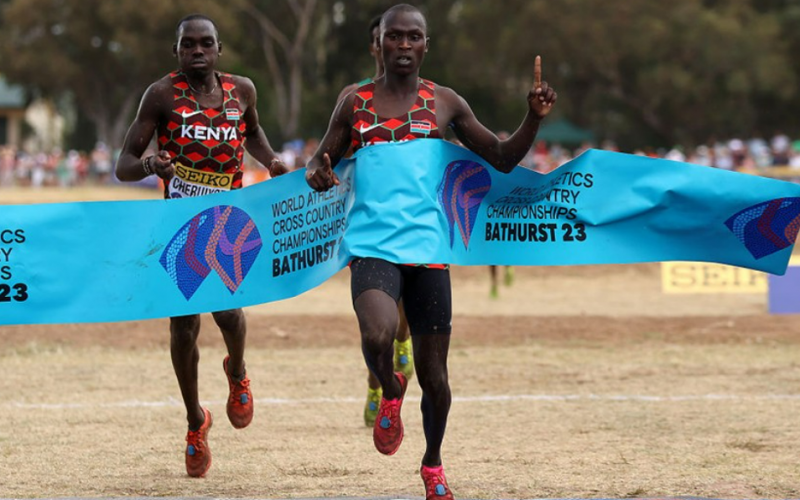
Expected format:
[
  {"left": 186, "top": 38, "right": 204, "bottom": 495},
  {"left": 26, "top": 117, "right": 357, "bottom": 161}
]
[{"left": 397, "top": 56, "right": 412, "bottom": 66}]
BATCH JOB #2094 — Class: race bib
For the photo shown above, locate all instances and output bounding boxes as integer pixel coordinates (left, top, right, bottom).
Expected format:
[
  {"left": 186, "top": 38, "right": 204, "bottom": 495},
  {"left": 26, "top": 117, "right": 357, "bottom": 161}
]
[{"left": 167, "top": 162, "right": 236, "bottom": 198}]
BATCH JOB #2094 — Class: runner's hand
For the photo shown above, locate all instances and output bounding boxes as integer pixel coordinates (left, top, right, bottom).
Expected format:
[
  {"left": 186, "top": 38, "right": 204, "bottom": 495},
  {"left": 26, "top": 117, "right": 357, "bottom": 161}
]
[
  {"left": 269, "top": 158, "right": 291, "bottom": 177},
  {"left": 527, "top": 55, "right": 557, "bottom": 119},
  {"left": 305, "top": 153, "right": 340, "bottom": 192},
  {"left": 152, "top": 150, "right": 175, "bottom": 180}
]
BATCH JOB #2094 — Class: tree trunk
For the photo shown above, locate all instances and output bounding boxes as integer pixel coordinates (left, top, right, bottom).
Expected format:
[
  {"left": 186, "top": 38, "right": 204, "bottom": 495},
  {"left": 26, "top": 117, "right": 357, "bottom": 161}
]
[
  {"left": 246, "top": 0, "right": 318, "bottom": 141},
  {"left": 109, "top": 93, "right": 139, "bottom": 150}
]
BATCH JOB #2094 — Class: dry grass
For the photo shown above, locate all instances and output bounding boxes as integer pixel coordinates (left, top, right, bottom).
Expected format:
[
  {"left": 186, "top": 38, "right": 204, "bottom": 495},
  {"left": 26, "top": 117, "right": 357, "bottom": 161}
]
[
  {"left": 0, "top": 184, "right": 160, "bottom": 204},
  {"left": 2, "top": 323, "right": 800, "bottom": 498}
]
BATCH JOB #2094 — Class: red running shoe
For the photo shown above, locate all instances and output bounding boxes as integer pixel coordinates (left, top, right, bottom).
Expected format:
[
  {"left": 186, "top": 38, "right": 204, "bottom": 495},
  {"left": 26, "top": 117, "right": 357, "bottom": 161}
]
[
  {"left": 373, "top": 371, "right": 408, "bottom": 455},
  {"left": 223, "top": 356, "right": 253, "bottom": 429},
  {"left": 185, "top": 407, "right": 213, "bottom": 478},
  {"left": 420, "top": 464, "right": 455, "bottom": 500}
]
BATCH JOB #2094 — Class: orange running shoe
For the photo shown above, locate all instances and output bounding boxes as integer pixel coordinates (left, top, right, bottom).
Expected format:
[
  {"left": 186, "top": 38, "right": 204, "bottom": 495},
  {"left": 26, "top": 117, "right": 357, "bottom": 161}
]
[
  {"left": 185, "top": 407, "right": 213, "bottom": 478},
  {"left": 373, "top": 371, "right": 408, "bottom": 455},
  {"left": 223, "top": 356, "right": 253, "bottom": 429},
  {"left": 420, "top": 464, "right": 455, "bottom": 500}
]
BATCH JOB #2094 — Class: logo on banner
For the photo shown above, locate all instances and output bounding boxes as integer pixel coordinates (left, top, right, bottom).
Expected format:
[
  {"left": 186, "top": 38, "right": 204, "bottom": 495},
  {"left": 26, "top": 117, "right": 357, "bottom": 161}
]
[
  {"left": 725, "top": 197, "right": 800, "bottom": 259},
  {"left": 438, "top": 159, "right": 491, "bottom": 249},
  {"left": 160, "top": 205, "right": 262, "bottom": 300}
]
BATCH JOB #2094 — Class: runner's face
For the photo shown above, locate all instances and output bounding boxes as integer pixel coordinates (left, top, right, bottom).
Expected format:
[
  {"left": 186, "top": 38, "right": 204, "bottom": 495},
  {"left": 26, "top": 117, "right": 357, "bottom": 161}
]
[
  {"left": 174, "top": 20, "right": 220, "bottom": 75},
  {"left": 380, "top": 11, "right": 427, "bottom": 75}
]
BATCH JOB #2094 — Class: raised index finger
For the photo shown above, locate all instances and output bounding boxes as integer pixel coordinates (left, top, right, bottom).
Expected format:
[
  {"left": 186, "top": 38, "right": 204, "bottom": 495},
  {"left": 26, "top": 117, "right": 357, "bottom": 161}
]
[{"left": 534, "top": 55, "right": 542, "bottom": 89}]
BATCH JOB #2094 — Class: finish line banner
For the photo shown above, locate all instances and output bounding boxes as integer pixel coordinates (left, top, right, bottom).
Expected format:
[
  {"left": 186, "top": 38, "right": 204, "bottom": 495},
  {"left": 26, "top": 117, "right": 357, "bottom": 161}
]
[
  {"left": 1, "top": 139, "right": 799, "bottom": 325},
  {"left": 0, "top": 168, "right": 355, "bottom": 326},
  {"left": 344, "top": 140, "right": 800, "bottom": 271}
]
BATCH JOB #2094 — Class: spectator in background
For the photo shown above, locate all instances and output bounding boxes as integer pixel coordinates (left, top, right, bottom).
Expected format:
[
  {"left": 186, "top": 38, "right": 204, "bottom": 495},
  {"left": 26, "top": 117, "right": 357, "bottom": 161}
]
[
  {"left": 771, "top": 131, "right": 791, "bottom": 166},
  {"left": 91, "top": 142, "right": 113, "bottom": 184},
  {"left": 789, "top": 140, "right": 800, "bottom": 169},
  {"left": 713, "top": 141, "right": 734, "bottom": 170},
  {"left": 600, "top": 139, "right": 619, "bottom": 152},
  {"left": 687, "top": 145, "right": 712, "bottom": 167},
  {"left": 575, "top": 140, "right": 594, "bottom": 157},
  {"left": 747, "top": 135, "right": 771, "bottom": 167},
  {"left": 489, "top": 129, "right": 515, "bottom": 298},
  {"left": 63, "top": 150, "right": 82, "bottom": 187},
  {"left": 30, "top": 152, "right": 47, "bottom": 188},
  {"left": 0, "top": 145, "right": 16, "bottom": 186},
  {"left": 299, "top": 137, "right": 320, "bottom": 169},
  {"left": 530, "top": 140, "right": 551, "bottom": 172},
  {"left": 279, "top": 139, "right": 304, "bottom": 170},
  {"left": 664, "top": 145, "right": 686, "bottom": 163},
  {"left": 728, "top": 138, "right": 747, "bottom": 168}
]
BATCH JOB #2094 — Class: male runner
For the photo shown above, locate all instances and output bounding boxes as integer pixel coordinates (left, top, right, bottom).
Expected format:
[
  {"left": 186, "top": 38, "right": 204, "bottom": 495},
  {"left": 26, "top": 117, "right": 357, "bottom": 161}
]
[
  {"left": 115, "top": 14, "right": 288, "bottom": 478},
  {"left": 306, "top": 4, "right": 556, "bottom": 499},
  {"left": 339, "top": 14, "right": 416, "bottom": 428}
]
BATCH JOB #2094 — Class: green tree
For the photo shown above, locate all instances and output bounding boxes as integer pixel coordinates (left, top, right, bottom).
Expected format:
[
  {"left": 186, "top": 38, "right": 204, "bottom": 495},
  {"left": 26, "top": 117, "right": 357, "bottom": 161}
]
[
  {"left": 0, "top": 0, "right": 232, "bottom": 149},
  {"left": 3, "top": 0, "right": 798, "bottom": 152},
  {"left": 235, "top": 0, "right": 320, "bottom": 141},
  {"left": 436, "top": 0, "right": 796, "bottom": 148}
]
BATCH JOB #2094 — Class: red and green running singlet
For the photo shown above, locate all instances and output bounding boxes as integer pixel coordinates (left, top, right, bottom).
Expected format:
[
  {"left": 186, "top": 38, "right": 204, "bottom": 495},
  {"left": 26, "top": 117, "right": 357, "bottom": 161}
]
[
  {"left": 351, "top": 78, "right": 447, "bottom": 269},
  {"left": 350, "top": 78, "right": 441, "bottom": 152},
  {"left": 157, "top": 71, "right": 246, "bottom": 199}
]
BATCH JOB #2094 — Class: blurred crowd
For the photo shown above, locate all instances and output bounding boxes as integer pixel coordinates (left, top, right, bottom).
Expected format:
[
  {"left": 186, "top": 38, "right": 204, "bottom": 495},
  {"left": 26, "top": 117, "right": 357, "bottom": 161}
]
[
  {"left": 273, "top": 131, "right": 800, "bottom": 176},
  {"left": 2, "top": 131, "right": 800, "bottom": 189},
  {"left": 0, "top": 141, "right": 114, "bottom": 188},
  {"left": 517, "top": 131, "right": 800, "bottom": 174}
]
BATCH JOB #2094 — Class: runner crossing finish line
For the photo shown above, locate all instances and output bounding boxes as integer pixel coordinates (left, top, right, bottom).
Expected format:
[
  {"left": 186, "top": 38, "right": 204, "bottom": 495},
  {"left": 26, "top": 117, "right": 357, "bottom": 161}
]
[{"left": 1, "top": 139, "right": 798, "bottom": 326}]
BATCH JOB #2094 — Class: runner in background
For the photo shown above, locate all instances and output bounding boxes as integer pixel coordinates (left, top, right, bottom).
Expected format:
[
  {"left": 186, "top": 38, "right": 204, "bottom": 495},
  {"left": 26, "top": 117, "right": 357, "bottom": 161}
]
[{"left": 488, "top": 133, "right": 515, "bottom": 298}]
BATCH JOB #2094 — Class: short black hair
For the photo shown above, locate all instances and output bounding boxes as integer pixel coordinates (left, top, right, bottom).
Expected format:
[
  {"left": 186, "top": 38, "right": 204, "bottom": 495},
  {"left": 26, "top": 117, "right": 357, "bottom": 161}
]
[
  {"left": 381, "top": 4, "right": 427, "bottom": 32},
  {"left": 176, "top": 14, "right": 219, "bottom": 41},
  {"left": 368, "top": 15, "right": 382, "bottom": 43}
]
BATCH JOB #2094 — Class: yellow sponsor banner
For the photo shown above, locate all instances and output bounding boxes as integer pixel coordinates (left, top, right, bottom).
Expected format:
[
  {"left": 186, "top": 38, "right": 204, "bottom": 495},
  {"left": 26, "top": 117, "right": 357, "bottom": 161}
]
[{"left": 661, "top": 261, "right": 767, "bottom": 293}]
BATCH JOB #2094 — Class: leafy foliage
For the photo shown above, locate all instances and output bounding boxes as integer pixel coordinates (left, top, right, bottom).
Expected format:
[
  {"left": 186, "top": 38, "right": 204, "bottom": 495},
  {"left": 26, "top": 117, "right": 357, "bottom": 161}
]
[{"left": 1, "top": 0, "right": 799, "bottom": 150}]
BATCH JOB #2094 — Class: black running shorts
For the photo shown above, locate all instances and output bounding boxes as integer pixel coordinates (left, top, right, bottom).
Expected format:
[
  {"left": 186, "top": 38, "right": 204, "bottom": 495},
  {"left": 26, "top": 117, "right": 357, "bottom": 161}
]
[{"left": 350, "top": 257, "right": 452, "bottom": 336}]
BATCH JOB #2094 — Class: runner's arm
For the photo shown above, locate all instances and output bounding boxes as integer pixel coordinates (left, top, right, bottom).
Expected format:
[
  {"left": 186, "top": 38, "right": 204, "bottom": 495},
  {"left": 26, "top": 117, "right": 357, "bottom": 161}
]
[
  {"left": 440, "top": 57, "right": 556, "bottom": 173},
  {"left": 115, "top": 82, "right": 173, "bottom": 181},
  {"left": 441, "top": 86, "right": 544, "bottom": 174},
  {"left": 305, "top": 92, "right": 355, "bottom": 191},
  {"left": 237, "top": 76, "right": 289, "bottom": 177}
]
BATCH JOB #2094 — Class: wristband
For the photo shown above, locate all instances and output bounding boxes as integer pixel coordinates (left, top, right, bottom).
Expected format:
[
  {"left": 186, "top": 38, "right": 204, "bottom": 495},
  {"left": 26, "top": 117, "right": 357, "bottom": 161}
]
[{"left": 142, "top": 155, "right": 154, "bottom": 176}]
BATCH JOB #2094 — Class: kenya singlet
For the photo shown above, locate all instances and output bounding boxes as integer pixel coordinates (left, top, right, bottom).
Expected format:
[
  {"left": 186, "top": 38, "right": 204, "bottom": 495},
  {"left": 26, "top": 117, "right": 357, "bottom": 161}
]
[
  {"left": 350, "top": 78, "right": 441, "bottom": 151},
  {"left": 157, "top": 71, "right": 246, "bottom": 199},
  {"left": 351, "top": 78, "right": 446, "bottom": 269}
]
